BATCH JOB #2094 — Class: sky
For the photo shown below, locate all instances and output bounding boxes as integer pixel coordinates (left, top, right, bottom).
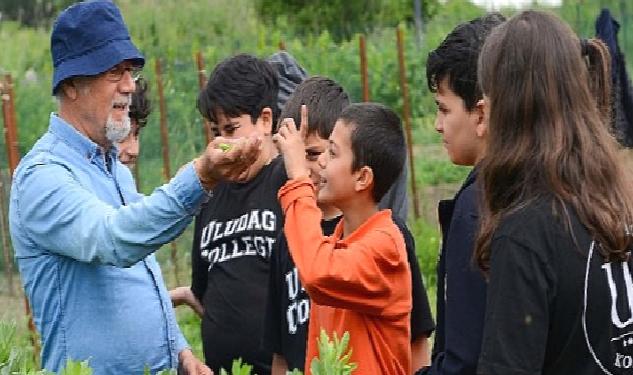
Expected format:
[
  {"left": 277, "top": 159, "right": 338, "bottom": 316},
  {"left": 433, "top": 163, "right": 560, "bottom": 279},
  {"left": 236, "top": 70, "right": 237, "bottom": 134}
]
[{"left": 471, "top": 0, "right": 562, "bottom": 9}]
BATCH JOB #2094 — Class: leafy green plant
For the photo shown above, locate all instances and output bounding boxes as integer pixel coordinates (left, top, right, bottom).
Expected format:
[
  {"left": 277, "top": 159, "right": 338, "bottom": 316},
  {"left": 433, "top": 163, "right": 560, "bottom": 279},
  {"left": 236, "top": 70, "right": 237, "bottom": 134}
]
[
  {"left": 57, "top": 359, "right": 92, "bottom": 375},
  {"left": 410, "top": 218, "right": 440, "bottom": 291},
  {"left": 1, "top": 320, "right": 183, "bottom": 375},
  {"left": 310, "top": 330, "right": 357, "bottom": 375},
  {"left": 219, "top": 358, "right": 253, "bottom": 375},
  {"left": 0, "top": 320, "right": 39, "bottom": 374}
]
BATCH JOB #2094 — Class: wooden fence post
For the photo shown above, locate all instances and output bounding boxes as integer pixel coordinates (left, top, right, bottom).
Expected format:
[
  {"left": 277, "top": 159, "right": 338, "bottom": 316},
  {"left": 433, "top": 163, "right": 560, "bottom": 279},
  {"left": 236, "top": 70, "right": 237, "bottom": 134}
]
[
  {"left": 0, "top": 78, "right": 14, "bottom": 296},
  {"left": 2, "top": 75, "right": 20, "bottom": 171},
  {"left": 1, "top": 74, "right": 40, "bottom": 362},
  {"left": 196, "top": 52, "right": 213, "bottom": 144},
  {"left": 396, "top": 27, "right": 421, "bottom": 219},
  {"left": 0, "top": 171, "right": 13, "bottom": 297}
]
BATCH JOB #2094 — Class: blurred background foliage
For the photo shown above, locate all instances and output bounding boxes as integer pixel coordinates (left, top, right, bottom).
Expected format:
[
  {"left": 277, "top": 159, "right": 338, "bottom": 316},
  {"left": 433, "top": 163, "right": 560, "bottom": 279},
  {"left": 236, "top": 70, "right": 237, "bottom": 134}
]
[
  {"left": 0, "top": 0, "right": 631, "bottom": 364},
  {"left": 1, "top": 0, "right": 631, "bottom": 314}
]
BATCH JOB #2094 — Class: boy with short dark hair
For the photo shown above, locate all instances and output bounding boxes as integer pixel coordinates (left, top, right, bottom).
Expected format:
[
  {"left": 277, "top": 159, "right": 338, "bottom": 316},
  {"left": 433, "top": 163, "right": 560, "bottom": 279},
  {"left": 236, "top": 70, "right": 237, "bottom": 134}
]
[
  {"left": 197, "top": 53, "right": 280, "bottom": 178},
  {"left": 419, "top": 13, "right": 505, "bottom": 375},
  {"left": 274, "top": 102, "right": 412, "bottom": 374},
  {"left": 264, "top": 77, "right": 434, "bottom": 374},
  {"left": 118, "top": 76, "right": 151, "bottom": 167},
  {"left": 263, "top": 76, "right": 350, "bottom": 374},
  {"left": 171, "top": 53, "right": 283, "bottom": 374}
]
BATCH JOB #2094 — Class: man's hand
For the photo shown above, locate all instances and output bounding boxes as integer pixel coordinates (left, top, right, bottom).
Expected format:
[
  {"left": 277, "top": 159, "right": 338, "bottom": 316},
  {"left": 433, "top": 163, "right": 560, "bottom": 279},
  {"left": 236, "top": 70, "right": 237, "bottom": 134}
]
[
  {"left": 273, "top": 105, "right": 310, "bottom": 180},
  {"left": 194, "top": 135, "right": 262, "bottom": 190},
  {"left": 179, "top": 349, "right": 213, "bottom": 375}
]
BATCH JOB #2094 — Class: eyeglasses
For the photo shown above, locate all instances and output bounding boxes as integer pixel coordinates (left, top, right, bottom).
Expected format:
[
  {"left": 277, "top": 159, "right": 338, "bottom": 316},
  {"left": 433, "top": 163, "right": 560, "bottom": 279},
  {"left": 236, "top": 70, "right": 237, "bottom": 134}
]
[{"left": 103, "top": 64, "right": 143, "bottom": 82}]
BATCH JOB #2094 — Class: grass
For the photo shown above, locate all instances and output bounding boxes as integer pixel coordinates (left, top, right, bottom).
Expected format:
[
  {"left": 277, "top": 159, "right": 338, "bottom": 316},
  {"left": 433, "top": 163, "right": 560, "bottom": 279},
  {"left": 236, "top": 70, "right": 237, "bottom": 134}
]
[
  {"left": 0, "top": 273, "right": 30, "bottom": 337},
  {"left": 1, "top": 0, "right": 630, "bottom": 371},
  {"left": 0, "top": 319, "right": 40, "bottom": 373}
]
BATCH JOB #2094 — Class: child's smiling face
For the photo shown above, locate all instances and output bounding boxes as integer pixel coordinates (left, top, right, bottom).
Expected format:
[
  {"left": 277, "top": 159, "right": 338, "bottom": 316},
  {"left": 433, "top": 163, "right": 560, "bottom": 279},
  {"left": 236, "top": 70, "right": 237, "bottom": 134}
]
[
  {"left": 317, "top": 119, "right": 360, "bottom": 206},
  {"left": 304, "top": 132, "right": 328, "bottom": 191}
]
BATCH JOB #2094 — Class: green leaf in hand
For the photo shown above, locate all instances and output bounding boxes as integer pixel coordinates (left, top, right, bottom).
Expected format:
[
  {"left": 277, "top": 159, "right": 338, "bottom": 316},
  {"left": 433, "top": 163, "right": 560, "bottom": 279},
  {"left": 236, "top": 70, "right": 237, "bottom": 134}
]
[{"left": 218, "top": 143, "right": 233, "bottom": 152}]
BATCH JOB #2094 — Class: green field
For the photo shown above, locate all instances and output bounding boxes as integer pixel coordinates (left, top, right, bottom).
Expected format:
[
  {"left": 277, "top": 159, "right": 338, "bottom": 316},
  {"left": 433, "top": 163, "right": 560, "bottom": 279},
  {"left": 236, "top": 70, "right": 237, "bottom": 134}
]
[{"left": 1, "top": 0, "right": 631, "bottom": 371}]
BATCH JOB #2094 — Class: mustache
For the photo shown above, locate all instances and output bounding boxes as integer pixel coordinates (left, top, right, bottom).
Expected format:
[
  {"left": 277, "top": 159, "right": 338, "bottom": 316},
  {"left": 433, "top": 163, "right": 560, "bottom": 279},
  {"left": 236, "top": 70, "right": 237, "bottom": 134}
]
[{"left": 111, "top": 96, "right": 132, "bottom": 107}]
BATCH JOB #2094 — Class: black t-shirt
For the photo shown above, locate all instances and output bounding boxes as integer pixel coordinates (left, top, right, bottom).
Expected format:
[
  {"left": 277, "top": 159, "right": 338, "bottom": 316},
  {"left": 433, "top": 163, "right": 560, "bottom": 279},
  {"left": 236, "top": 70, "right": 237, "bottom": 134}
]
[
  {"left": 263, "top": 213, "right": 435, "bottom": 372},
  {"left": 478, "top": 199, "right": 633, "bottom": 375},
  {"left": 191, "top": 157, "right": 287, "bottom": 374}
]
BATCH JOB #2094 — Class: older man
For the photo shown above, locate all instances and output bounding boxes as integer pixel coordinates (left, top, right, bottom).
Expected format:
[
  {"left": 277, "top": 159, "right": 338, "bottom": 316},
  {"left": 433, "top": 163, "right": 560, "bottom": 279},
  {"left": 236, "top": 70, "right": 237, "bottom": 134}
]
[{"left": 9, "top": 1, "right": 258, "bottom": 374}]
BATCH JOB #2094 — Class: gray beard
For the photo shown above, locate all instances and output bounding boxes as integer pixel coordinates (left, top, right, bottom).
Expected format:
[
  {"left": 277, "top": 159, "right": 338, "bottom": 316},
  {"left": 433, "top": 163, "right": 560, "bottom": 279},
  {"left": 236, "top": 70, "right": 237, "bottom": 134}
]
[{"left": 105, "top": 114, "right": 131, "bottom": 143}]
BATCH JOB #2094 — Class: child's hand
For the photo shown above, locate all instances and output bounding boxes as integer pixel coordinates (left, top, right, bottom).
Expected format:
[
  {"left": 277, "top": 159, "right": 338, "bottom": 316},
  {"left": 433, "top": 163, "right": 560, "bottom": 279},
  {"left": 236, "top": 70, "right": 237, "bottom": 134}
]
[{"left": 273, "top": 105, "right": 310, "bottom": 180}]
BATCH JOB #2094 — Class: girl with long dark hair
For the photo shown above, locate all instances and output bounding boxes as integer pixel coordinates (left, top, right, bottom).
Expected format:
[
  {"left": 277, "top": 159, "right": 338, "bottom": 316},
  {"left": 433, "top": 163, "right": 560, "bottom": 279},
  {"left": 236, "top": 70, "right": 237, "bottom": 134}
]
[{"left": 475, "top": 10, "right": 633, "bottom": 375}]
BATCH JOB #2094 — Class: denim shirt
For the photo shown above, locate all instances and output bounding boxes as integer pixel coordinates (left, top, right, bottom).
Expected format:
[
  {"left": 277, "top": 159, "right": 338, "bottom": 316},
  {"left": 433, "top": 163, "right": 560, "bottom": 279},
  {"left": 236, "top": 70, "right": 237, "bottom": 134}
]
[{"left": 9, "top": 114, "right": 206, "bottom": 374}]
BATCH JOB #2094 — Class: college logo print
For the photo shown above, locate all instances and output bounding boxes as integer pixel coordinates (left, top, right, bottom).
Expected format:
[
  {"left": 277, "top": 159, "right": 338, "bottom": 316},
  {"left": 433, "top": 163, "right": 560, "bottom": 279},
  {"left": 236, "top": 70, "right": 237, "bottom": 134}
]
[{"left": 584, "top": 241, "right": 633, "bottom": 374}]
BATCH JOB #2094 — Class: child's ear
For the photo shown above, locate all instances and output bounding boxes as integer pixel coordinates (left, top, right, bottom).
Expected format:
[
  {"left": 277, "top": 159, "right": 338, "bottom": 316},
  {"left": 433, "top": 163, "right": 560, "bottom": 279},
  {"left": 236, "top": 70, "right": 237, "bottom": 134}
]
[
  {"left": 355, "top": 166, "right": 374, "bottom": 194},
  {"left": 259, "top": 107, "right": 273, "bottom": 136},
  {"left": 474, "top": 99, "right": 487, "bottom": 138}
]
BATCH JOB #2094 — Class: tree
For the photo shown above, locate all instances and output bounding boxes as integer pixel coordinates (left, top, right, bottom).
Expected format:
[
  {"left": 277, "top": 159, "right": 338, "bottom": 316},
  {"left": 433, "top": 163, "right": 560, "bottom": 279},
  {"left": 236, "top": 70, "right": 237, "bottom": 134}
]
[
  {"left": 255, "top": 0, "right": 439, "bottom": 42},
  {"left": 0, "top": 0, "right": 76, "bottom": 28}
]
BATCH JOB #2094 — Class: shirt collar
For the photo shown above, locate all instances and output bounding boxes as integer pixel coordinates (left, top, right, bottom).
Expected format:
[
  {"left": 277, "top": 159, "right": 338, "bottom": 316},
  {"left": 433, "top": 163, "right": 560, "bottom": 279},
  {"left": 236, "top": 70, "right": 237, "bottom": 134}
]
[
  {"left": 333, "top": 209, "right": 392, "bottom": 244},
  {"left": 48, "top": 113, "right": 118, "bottom": 164}
]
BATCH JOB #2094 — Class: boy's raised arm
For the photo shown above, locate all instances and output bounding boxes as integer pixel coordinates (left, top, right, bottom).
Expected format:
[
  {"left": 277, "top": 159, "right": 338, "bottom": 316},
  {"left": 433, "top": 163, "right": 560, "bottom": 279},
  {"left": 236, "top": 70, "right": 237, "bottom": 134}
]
[{"left": 278, "top": 178, "right": 409, "bottom": 317}]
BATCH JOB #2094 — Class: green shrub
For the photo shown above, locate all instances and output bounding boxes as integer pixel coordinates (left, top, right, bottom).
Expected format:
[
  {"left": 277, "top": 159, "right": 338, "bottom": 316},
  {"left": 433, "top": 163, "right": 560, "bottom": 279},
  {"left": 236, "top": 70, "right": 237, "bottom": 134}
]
[
  {"left": 57, "top": 360, "right": 92, "bottom": 375},
  {"left": 219, "top": 358, "right": 253, "bottom": 375},
  {"left": 416, "top": 159, "right": 470, "bottom": 186},
  {"left": 410, "top": 218, "right": 439, "bottom": 294},
  {"left": 310, "top": 330, "right": 357, "bottom": 375},
  {"left": 0, "top": 320, "right": 40, "bottom": 374}
]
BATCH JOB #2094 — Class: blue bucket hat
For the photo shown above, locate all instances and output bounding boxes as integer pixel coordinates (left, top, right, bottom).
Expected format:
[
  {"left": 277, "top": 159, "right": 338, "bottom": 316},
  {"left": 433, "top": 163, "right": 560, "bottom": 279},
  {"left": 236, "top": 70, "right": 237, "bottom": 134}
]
[{"left": 51, "top": 0, "right": 145, "bottom": 95}]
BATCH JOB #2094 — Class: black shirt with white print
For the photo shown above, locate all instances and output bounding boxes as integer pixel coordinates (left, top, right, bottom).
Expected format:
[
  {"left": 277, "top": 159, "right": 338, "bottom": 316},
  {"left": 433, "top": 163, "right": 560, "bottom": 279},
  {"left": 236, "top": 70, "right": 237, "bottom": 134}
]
[
  {"left": 478, "top": 198, "right": 633, "bottom": 375},
  {"left": 191, "top": 156, "right": 287, "bottom": 375},
  {"left": 262, "top": 213, "right": 435, "bottom": 372}
]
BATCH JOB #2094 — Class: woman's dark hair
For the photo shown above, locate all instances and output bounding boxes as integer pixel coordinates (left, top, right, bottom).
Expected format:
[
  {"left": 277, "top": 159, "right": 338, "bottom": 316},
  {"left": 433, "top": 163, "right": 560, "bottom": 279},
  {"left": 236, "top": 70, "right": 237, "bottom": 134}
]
[{"left": 475, "top": 10, "right": 630, "bottom": 273}]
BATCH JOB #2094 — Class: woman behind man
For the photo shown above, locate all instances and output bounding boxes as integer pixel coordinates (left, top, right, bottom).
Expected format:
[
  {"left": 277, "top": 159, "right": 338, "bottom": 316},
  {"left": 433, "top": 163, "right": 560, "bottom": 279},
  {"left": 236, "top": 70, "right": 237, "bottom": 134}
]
[{"left": 475, "top": 10, "right": 633, "bottom": 375}]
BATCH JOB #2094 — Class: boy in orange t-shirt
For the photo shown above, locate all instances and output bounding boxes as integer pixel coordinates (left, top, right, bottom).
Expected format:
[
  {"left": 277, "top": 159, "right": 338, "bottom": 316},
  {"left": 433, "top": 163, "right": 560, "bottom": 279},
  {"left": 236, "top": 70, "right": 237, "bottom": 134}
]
[{"left": 274, "top": 102, "right": 412, "bottom": 374}]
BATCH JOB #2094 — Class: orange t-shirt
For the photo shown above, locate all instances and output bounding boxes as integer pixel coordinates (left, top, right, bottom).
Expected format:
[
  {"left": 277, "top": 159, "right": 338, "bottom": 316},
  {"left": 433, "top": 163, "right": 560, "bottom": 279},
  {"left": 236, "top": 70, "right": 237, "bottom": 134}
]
[{"left": 278, "top": 178, "right": 412, "bottom": 375}]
